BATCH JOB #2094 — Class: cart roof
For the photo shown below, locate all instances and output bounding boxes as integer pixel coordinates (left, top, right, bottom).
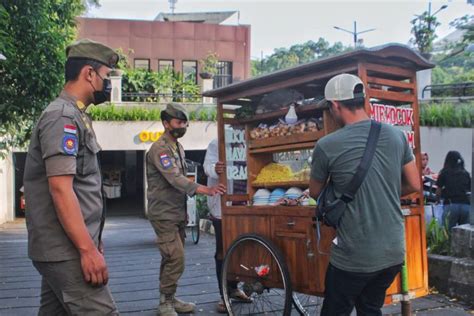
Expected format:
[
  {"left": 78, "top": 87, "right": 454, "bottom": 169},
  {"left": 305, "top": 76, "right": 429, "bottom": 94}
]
[{"left": 203, "top": 43, "right": 434, "bottom": 100}]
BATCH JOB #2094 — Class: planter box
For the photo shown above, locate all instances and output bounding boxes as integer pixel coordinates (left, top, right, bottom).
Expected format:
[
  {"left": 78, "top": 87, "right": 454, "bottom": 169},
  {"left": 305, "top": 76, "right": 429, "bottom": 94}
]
[
  {"left": 428, "top": 253, "right": 454, "bottom": 293},
  {"left": 428, "top": 253, "right": 474, "bottom": 304}
]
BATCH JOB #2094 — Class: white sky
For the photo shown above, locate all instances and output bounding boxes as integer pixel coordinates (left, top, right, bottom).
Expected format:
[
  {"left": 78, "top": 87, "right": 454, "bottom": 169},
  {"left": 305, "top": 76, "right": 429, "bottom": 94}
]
[{"left": 87, "top": 0, "right": 473, "bottom": 58}]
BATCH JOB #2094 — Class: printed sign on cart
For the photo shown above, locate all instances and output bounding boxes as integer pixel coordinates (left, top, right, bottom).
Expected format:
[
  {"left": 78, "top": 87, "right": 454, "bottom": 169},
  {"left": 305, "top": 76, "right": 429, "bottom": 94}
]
[
  {"left": 224, "top": 126, "right": 248, "bottom": 193},
  {"left": 370, "top": 103, "right": 416, "bottom": 149}
]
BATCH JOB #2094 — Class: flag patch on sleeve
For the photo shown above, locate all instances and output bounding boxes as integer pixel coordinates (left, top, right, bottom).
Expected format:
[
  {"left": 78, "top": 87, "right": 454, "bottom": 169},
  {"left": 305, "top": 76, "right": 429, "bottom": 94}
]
[
  {"left": 64, "top": 124, "right": 77, "bottom": 135},
  {"left": 160, "top": 153, "right": 172, "bottom": 169},
  {"left": 62, "top": 134, "right": 78, "bottom": 155}
]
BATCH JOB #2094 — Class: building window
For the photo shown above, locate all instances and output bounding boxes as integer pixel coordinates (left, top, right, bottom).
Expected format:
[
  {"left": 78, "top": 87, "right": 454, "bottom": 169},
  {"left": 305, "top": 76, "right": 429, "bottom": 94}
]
[
  {"left": 159, "top": 59, "right": 174, "bottom": 72},
  {"left": 182, "top": 60, "right": 197, "bottom": 83},
  {"left": 214, "top": 61, "right": 233, "bottom": 88},
  {"left": 134, "top": 59, "right": 150, "bottom": 71}
]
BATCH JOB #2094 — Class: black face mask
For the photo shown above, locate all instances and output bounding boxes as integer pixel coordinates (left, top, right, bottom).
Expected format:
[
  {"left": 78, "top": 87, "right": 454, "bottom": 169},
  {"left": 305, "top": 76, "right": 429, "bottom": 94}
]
[
  {"left": 170, "top": 127, "right": 187, "bottom": 139},
  {"left": 91, "top": 71, "right": 111, "bottom": 105}
]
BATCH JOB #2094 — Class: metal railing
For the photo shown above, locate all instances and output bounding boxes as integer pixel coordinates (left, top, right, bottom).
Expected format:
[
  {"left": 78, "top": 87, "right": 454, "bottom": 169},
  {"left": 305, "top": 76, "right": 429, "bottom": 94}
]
[{"left": 422, "top": 82, "right": 474, "bottom": 99}]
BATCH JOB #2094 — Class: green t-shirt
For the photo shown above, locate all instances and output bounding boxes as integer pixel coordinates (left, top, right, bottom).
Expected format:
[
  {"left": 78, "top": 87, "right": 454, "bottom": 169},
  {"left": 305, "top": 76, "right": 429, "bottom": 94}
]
[{"left": 311, "top": 119, "right": 413, "bottom": 273}]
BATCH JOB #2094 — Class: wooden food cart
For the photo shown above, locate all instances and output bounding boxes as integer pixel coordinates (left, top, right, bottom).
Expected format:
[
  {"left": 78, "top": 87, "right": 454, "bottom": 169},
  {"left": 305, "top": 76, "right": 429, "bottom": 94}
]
[{"left": 203, "top": 44, "right": 434, "bottom": 315}]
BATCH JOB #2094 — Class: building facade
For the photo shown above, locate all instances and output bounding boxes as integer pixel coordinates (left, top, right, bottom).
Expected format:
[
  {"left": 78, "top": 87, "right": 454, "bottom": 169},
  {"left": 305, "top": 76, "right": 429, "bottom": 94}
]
[{"left": 77, "top": 14, "right": 251, "bottom": 88}]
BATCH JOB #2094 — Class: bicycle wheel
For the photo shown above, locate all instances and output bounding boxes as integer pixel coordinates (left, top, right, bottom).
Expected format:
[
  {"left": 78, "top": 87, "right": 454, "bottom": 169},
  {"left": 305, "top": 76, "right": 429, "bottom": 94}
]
[
  {"left": 292, "top": 292, "right": 323, "bottom": 315},
  {"left": 222, "top": 234, "right": 292, "bottom": 316},
  {"left": 191, "top": 211, "right": 200, "bottom": 244}
]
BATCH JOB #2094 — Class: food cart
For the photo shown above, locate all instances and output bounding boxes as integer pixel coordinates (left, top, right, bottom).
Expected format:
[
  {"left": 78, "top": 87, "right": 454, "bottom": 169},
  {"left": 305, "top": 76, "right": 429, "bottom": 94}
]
[{"left": 203, "top": 44, "right": 434, "bottom": 315}]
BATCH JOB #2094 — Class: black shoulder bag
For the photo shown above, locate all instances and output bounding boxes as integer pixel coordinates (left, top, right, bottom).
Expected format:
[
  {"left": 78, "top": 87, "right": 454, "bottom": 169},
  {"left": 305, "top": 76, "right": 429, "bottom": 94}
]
[{"left": 316, "top": 120, "right": 381, "bottom": 228}]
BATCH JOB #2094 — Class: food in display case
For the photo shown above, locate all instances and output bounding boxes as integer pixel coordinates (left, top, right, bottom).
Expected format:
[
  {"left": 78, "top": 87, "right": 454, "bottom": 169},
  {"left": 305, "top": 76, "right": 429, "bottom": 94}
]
[
  {"left": 253, "top": 163, "right": 294, "bottom": 184},
  {"left": 253, "top": 149, "right": 313, "bottom": 185},
  {"left": 249, "top": 117, "right": 323, "bottom": 140},
  {"left": 292, "top": 167, "right": 311, "bottom": 181}
]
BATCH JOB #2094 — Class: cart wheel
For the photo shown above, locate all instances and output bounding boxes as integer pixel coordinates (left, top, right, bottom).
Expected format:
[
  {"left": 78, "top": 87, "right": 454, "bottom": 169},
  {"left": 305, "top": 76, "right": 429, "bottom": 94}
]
[
  {"left": 191, "top": 212, "right": 200, "bottom": 244},
  {"left": 292, "top": 292, "right": 323, "bottom": 315},
  {"left": 222, "top": 234, "right": 292, "bottom": 316}
]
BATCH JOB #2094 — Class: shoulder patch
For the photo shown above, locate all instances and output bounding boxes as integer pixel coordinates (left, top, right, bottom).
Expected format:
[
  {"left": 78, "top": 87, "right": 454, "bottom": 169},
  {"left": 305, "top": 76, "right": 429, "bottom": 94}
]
[
  {"left": 62, "top": 134, "right": 78, "bottom": 155},
  {"left": 160, "top": 153, "right": 173, "bottom": 169}
]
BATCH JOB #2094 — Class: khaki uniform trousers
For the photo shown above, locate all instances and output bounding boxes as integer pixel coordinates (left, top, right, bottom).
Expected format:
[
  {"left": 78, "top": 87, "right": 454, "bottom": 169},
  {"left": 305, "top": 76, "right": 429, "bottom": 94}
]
[
  {"left": 33, "top": 259, "right": 118, "bottom": 316},
  {"left": 150, "top": 220, "right": 186, "bottom": 295}
]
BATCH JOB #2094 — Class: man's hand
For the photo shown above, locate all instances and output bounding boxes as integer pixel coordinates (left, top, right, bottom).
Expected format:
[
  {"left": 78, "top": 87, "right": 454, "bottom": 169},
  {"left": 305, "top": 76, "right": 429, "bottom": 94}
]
[
  {"left": 80, "top": 247, "right": 109, "bottom": 286},
  {"left": 207, "top": 183, "right": 226, "bottom": 196},
  {"left": 214, "top": 161, "right": 226, "bottom": 175}
]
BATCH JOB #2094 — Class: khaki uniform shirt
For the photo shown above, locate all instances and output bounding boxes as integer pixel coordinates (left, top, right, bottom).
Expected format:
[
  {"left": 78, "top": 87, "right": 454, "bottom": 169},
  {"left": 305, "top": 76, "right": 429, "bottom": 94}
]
[
  {"left": 24, "top": 91, "right": 103, "bottom": 262},
  {"left": 146, "top": 133, "right": 199, "bottom": 223}
]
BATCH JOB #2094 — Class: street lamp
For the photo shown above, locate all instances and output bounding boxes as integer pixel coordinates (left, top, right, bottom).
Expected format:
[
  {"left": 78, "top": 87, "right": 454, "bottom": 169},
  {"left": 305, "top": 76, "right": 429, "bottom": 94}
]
[
  {"left": 333, "top": 21, "right": 375, "bottom": 48},
  {"left": 427, "top": 2, "right": 448, "bottom": 31}
]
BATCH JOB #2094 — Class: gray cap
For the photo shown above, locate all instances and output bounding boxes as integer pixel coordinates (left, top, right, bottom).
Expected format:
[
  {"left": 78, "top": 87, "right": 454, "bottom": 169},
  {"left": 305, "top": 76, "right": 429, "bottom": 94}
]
[
  {"left": 66, "top": 39, "right": 119, "bottom": 68},
  {"left": 324, "top": 73, "right": 365, "bottom": 101},
  {"left": 162, "top": 103, "right": 188, "bottom": 121}
]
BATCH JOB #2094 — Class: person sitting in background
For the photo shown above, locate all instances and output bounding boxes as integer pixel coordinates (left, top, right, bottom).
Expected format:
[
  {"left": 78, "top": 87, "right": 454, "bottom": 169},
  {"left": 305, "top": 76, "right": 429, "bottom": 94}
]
[
  {"left": 436, "top": 151, "right": 471, "bottom": 230},
  {"left": 421, "top": 152, "right": 434, "bottom": 176}
]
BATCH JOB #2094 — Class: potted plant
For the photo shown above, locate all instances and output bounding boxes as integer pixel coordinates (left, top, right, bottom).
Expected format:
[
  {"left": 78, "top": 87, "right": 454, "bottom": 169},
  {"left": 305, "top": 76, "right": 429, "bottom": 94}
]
[{"left": 199, "top": 52, "right": 219, "bottom": 79}]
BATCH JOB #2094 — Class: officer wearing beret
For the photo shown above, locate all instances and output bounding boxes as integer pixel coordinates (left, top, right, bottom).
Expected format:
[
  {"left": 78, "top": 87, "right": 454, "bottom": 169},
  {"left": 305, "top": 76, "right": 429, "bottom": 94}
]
[
  {"left": 147, "top": 103, "right": 226, "bottom": 316},
  {"left": 24, "top": 39, "right": 119, "bottom": 315}
]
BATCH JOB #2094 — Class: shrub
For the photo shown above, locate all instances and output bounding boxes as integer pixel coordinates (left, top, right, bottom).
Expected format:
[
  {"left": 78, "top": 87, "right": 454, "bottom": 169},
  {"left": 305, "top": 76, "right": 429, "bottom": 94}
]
[
  {"left": 88, "top": 104, "right": 217, "bottom": 122},
  {"left": 420, "top": 102, "right": 473, "bottom": 128},
  {"left": 426, "top": 218, "right": 451, "bottom": 256}
]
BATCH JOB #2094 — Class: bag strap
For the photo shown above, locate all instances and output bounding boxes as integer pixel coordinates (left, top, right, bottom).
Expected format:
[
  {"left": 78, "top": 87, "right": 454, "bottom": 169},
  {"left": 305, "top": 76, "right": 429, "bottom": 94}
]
[{"left": 340, "top": 120, "right": 382, "bottom": 203}]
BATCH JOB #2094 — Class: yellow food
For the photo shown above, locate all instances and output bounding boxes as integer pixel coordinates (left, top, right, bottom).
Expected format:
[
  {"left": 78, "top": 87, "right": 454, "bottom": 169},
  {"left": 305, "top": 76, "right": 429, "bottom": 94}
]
[
  {"left": 254, "top": 163, "right": 293, "bottom": 183},
  {"left": 292, "top": 168, "right": 311, "bottom": 181}
]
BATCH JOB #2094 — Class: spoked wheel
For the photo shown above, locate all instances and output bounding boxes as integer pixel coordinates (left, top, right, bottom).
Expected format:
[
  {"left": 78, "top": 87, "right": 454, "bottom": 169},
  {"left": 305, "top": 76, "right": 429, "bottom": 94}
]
[
  {"left": 222, "top": 234, "right": 292, "bottom": 315},
  {"left": 292, "top": 292, "right": 323, "bottom": 315},
  {"left": 190, "top": 211, "right": 200, "bottom": 244}
]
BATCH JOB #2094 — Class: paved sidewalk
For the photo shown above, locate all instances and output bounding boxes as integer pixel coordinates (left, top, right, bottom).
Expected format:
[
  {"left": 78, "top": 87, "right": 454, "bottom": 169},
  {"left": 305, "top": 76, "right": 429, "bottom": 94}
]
[{"left": 0, "top": 217, "right": 472, "bottom": 315}]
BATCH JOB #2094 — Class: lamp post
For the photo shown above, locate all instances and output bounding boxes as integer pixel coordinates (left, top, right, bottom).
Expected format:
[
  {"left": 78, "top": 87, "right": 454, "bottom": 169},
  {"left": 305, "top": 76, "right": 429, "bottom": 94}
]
[
  {"left": 333, "top": 21, "right": 375, "bottom": 48},
  {"left": 427, "top": 2, "right": 448, "bottom": 32}
]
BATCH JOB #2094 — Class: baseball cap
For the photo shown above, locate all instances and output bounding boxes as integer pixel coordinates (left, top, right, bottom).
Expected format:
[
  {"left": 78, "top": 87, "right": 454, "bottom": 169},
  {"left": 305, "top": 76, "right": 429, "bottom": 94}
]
[
  {"left": 317, "top": 73, "right": 366, "bottom": 106},
  {"left": 66, "top": 39, "right": 119, "bottom": 68}
]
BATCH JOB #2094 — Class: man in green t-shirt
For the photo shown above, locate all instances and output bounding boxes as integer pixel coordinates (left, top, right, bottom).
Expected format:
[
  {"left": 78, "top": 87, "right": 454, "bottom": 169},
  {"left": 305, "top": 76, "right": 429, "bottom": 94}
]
[{"left": 309, "top": 74, "right": 421, "bottom": 315}]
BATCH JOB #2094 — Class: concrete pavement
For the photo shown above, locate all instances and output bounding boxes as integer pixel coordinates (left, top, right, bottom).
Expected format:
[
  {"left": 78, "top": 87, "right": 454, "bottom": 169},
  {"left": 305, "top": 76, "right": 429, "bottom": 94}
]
[{"left": 0, "top": 217, "right": 472, "bottom": 315}]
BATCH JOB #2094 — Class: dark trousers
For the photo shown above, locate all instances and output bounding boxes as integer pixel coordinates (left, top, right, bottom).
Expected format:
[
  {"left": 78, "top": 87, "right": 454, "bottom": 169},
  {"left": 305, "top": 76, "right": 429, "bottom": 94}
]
[
  {"left": 321, "top": 263, "right": 401, "bottom": 316},
  {"left": 211, "top": 217, "right": 237, "bottom": 298}
]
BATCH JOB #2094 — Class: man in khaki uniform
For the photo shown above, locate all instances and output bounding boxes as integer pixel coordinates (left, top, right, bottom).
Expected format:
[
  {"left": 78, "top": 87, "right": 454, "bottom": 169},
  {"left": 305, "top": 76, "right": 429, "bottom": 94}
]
[
  {"left": 24, "top": 39, "right": 119, "bottom": 315},
  {"left": 147, "top": 103, "right": 226, "bottom": 316}
]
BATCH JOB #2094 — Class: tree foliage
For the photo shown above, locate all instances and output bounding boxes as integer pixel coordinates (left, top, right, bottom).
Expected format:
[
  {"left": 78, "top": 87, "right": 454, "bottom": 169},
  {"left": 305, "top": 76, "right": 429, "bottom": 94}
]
[
  {"left": 252, "top": 38, "right": 352, "bottom": 76},
  {"left": 410, "top": 11, "right": 441, "bottom": 54},
  {"left": 0, "top": 1, "right": 86, "bottom": 157},
  {"left": 431, "top": 14, "right": 474, "bottom": 84}
]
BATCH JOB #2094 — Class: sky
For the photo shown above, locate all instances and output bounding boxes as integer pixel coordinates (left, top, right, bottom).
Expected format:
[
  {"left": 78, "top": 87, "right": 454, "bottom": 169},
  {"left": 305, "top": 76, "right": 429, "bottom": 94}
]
[{"left": 87, "top": 0, "right": 473, "bottom": 58}]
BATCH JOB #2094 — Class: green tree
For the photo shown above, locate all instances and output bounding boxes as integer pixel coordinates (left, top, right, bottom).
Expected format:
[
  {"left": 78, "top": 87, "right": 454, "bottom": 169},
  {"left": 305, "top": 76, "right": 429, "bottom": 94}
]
[
  {"left": 0, "top": 1, "right": 86, "bottom": 157},
  {"left": 251, "top": 38, "right": 352, "bottom": 76},
  {"left": 410, "top": 11, "right": 441, "bottom": 55},
  {"left": 431, "top": 14, "right": 474, "bottom": 84}
]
